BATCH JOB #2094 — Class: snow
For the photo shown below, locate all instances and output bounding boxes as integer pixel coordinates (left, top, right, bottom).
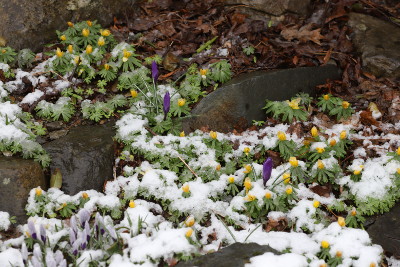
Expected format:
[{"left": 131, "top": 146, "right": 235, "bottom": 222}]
[
  {"left": 247, "top": 252, "right": 308, "bottom": 267},
  {"left": 0, "top": 248, "right": 24, "bottom": 267},
  {"left": 0, "top": 212, "right": 10, "bottom": 231},
  {"left": 20, "top": 89, "right": 44, "bottom": 104}
]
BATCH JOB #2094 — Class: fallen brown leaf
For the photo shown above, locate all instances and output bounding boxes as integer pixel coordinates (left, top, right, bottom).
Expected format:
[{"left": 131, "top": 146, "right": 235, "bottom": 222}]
[{"left": 281, "top": 24, "right": 324, "bottom": 45}]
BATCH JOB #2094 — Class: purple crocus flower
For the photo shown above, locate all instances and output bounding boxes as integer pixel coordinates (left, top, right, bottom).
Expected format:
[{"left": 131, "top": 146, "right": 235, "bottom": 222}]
[
  {"left": 28, "top": 220, "right": 37, "bottom": 240},
  {"left": 40, "top": 224, "right": 46, "bottom": 243},
  {"left": 263, "top": 157, "right": 273, "bottom": 186},
  {"left": 163, "top": 91, "right": 170, "bottom": 116},
  {"left": 45, "top": 253, "right": 57, "bottom": 267},
  {"left": 84, "top": 221, "right": 91, "bottom": 242},
  {"left": 70, "top": 216, "right": 78, "bottom": 234},
  {"left": 95, "top": 213, "right": 105, "bottom": 235},
  {"left": 21, "top": 243, "right": 28, "bottom": 264},
  {"left": 107, "top": 225, "right": 117, "bottom": 241},
  {"left": 151, "top": 61, "right": 159, "bottom": 82},
  {"left": 69, "top": 228, "right": 76, "bottom": 245},
  {"left": 54, "top": 250, "right": 64, "bottom": 264},
  {"left": 72, "top": 239, "right": 81, "bottom": 256},
  {"left": 33, "top": 244, "right": 41, "bottom": 261},
  {"left": 77, "top": 209, "right": 90, "bottom": 227}
]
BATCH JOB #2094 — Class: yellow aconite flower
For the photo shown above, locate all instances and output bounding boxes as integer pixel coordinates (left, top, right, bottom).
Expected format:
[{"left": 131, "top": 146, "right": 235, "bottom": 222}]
[
  {"left": 67, "top": 45, "right": 73, "bottom": 53},
  {"left": 104, "top": 64, "right": 110, "bottom": 70},
  {"left": 97, "top": 36, "right": 105, "bottom": 46},
  {"left": 35, "top": 187, "right": 42, "bottom": 196},
  {"left": 130, "top": 90, "right": 138, "bottom": 98},
  {"left": 244, "top": 178, "right": 252, "bottom": 190},
  {"left": 199, "top": 69, "right": 208, "bottom": 76},
  {"left": 319, "top": 264, "right": 327, "bottom": 267},
  {"left": 323, "top": 94, "right": 330, "bottom": 100},
  {"left": 210, "top": 131, "right": 217, "bottom": 139},
  {"left": 282, "top": 173, "right": 290, "bottom": 183},
  {"left": 370, "top": 263, "right": 376, "bottom": 267},
  {"left": 285, "top": 186, "right": 293, "bottom": 195},
  {"left": 182, "top": 184, "right": 190, "bottom": 193},
  {"left": 86, "top": 20, "right": 92, "bottom": 27},
  {"left": 286, "top": 98, "right": 301, "bottom": 109},
  {"left": 313, "top": 200, "right": 320, "bottom": 208},
  {"left": 74, "top": 56, "right": 80, "bottom": 64},
  {"left": 123, "top": 49, "right": 132, "bottom": 58},
  {"left": 216, "top": 164, "right": 221, "bottom": 171},
  {"left": 60, "top": 35, "right": 66, "bottom": 41},
  {"left": 311, "top": 126, "right": 318, "bottom": 137},
  {"left": 337, "top": 216, "right": 345, "bottom": 227},
  {"left": 336, "top": 251, "right": 342, "bottom": 258},
  {"left": 86, "top": 45, "right": 93, "bottom": 54},
  {"left": 67, "top": 21, "right": 74, "bottom": 27},
  {"left": 82, "top": 28, "right": 90, "bottom": 37},
  {"left": 351, "top": 209, "right": 357, "bottom": 216},
  {"left": 245, "top": 194, "right": 256, "bottom": 201},
  {"left": 317, "top": 160, "right": 325, "bottom": 169},
  {"left": 129, "top": 200, "right": 135, "bottom": 208},
  {"left": 243, "top": 147, "right": 250, "bottom": 154},
  {"left": 289, "top": 157, "right": 298, "bottom": 167},
  {"left": 179, "top": 131, "right": 185, "bottom": 137},
  {"left": 265, "top": 192, "right": 272, "bottom": 199},
  {"left": 353, "top": 165, "right": 363, "bottom": 175},
  {"left": 178, "top": 98, "right": 186, "bottom": 107},
  {"left": 342, "top": 101, "right": 350, "bottom": 109},
  {"left": 100, "top": 29, "right": 111, "bottom": 36},
  {"left": 340, "top": 131, "right": 347, "bottom": 140},
  {"left": 62, "top": 203, "right": 67, "bottom": 208},
  {"left": 185, "top": 228, "right": 193, "bottom": 238},
  {"left": 243, "top": 164, "right": 252, "bottom": 174},
  {"left": 397, "top": 147, "right": 400, "bottom": 155},
  {"left": 1, "top": 49, "right": 6, "bottom": 54},
  {"left": 277, "top": 131, "right": 286, "bottom": 141},
  {"left": 82, "top": 192, "right": 89, "bottom": 199},
  {"left": 316, "top": 147, "right": 325, "bottom": 154},
  {"left": 321, "top": 240, "right": 329, "bottom": 248},
  {"left": 185, "top": 216, "right": 195, "bottom": 227},
  {"left": 329, "top": 138, "right": 337, "bottom": 146},
  {"left": 228, "top": 176, "right": 235, "bottom": 183},
  {"left": 56, "top": 48, "right": 64, "bottom": 58}
]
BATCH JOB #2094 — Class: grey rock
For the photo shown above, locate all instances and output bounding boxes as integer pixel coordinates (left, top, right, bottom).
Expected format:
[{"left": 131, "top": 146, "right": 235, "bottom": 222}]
[
  {"left": 43, "top": 122, "right": 115, "bottom": 195},
  {"left": 46, "top": 121, "right": 64, "bottom": 131},
  {"left": 348, "top": 13, "right": 400, "bottom": 78},
  {"left": 183, "top": 64, "right": 341, "bottom": 133},
  {"left": 49, "top": 129, "right": 69, "bottom": 140},
  {"left": 366, "top": 203, "right": 400, "bottom": 257},
  {"left": 224, "top": 0, "right": 311, "bottom": 16},
  {"left": 0, "top": 156, "right": 46, "bottom": 223},
  {"left": 0, "top": 0, "right": 137, "bottom": 51},
  {"left": 177, "top": 242, "right": 279, "bottom": 267}
]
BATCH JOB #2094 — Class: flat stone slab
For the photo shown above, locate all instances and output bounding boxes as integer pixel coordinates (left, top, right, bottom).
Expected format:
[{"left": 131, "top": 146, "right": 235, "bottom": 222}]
[
  {"left": 43, "top": 122, "right": 115, "bottom": 195},
  {"left": 0, "top": 156, "right": 46, "bottom": 223},
  {"left": 177, "top": 242, "right": 279, "bottom": 267},
  {"left": 348, "top": 13, "right": 400, "bottom": 78},
  {"left": 366, "top": 203, "right": 400, "bottom": 257},
  {"left": 224, "top": 0, "right": 311, "bottom": 16},
  {"left": 183, "top": 64, "right": 341, "bottom": 133}
]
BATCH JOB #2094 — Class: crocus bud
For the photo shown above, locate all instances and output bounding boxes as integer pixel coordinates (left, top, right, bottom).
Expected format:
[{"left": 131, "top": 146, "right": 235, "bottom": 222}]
[
  {"left": 28, "top": 220, "right": 37, "bottom": 240},
  {"left": 77, "top": 209, "right": 90, "bottom": 227},
  {"left": 163, "top": 92, "right": 170, "bottom": 115},
  {"left": 262, "top": 157, "right": 273, "bottom": 186},
  {"left": 151, "top": 61, "right": 159, "bottom": 82},
  {"left": 40, "top": 224, "right": 46, "bottom": 243}
]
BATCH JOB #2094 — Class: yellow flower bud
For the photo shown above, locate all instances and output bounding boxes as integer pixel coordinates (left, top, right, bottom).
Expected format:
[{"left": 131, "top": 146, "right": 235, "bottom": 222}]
[
  {"left": 216, "top": 164, "right": 221, "bottom": 171},
  {"left": 199, "top": 69, "right": 208, "bottom": 76},
  {"left": 185, "top": 216, "right": 195, "bottom": 227},
  {"left": 329, "top": 138, "right": 337, "bottom": 146},
  {"left": 182, "top": 184, "right": 190, "bottom": 193},
  {"left": 243, "top": 164, "right": 252, "bottom": 174},
  {"left": 313, "top": 200, "right": 320, "bottom": 208},
  {"left": 123, "top": 49, "right": 132, "bottom": 58},
  {"left": 104, "top": 64, "right": 110, "bottom": 70},
  {"left": 209, "top": 131, "right": 217, "bottom": 139},
  {"left": 60, "top": 35, "right": 66, "bottom": 41},
  {"left": 323, "top": 94, "right": 330, "bottom": 100},
  {"left": 342, "top": 101, "right": 350, "bottom": 109},
  {"left": 336, "top": 251, "right": 342, "bottom": 258},
  {"left": 311, "top": 126, "right": 318, "bottom": 137},
  {"left": 340, "top": 131, "right": 347, "bottom": 140},
  {"left": 321, "top": 240, "right": 330, "bottom": 248},
  {"left": 67, "top": 44, "right": 73, "bottom": 53},
  {"left": 86, "top": 45, "right": 93, "bottom": 54},
  {"left": 289, "top": 157, "right": 298, "bottom": 167},
  {"left": 86, "top": 20, "right": 92, "bottom": 27},
  {"left": 370, "top": 263, "right": 376, "bottom": 267},
  {"left": 244, "top": 178, "right": 252, "bottom": 190},
  {"left": 245, "top": 194, "right": 256, "bottom": 201},
  {"left": 82, "top": 28, "right": 90, "bottom": 37},
  {"left": 351, "top": 209, "right": 357, "bottom": 216},
  {"left": 35, "top": 187, "right": 42, "bottom": 196},
  {"left": 179, "top": 131, "right": 185, "bottom": 137},
  {"left": 1, "top": 49, "right": 6, "bottom": 54},
  {"left": 82, "top": 192, "right": 89, "bottom": 199},
  {"left": 228, "top": 176, "right": 235, "bottom": 183},
  {"left": 243, "top": 147, "right": 250, "bottom": 154},
  {"left": 129, "top": 200, "right": 135, "bottom": 208},
  {"left": 185, "top": 228, "right": 193, "bottom": 238},
  {"left": 316, "top": 147, "right": 325, "bottom": 154},
  {"left": 265, "top": 192, "right": 272, "bottom": 199},
  {"left": 100, "top": 29, "right": 111, "bottom": 37},
  {"left": 56, "top": 47, "right": 63, "bottom": 58},
  {"left": 74, "top": 56, "right": 80, "bottom": 64},
  {"left": 353, "top": 165, "right": 363, "bottom": 175},
  {"left": 319, "top": 264, "right": 327, "bottom": 267},
  {"left": 97, "top": 36, "right": 105, "bottom": 46},
  {"left": 67, "top": 21, "right": 74, "bottom": 27},
  {"left": 62, "top": 203, "right": 67, "bottom": 208},
  {"left": 277, "top": 131, "right": 286, "bottom": 141},
  {"left": 285, "top": 186, "right": 293, "bottom": 195},
  {"left": 130, "top": 90, "right": 138, "bottom": 98},
  {"left": 317, "top": 160, "right": 325, "bottom": 169},
  {"left": 178, "top": 98, "right": 186, "bottom": 107},
  {"left": 337, "top": 216, "right": 345, "bottom": 227}
]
